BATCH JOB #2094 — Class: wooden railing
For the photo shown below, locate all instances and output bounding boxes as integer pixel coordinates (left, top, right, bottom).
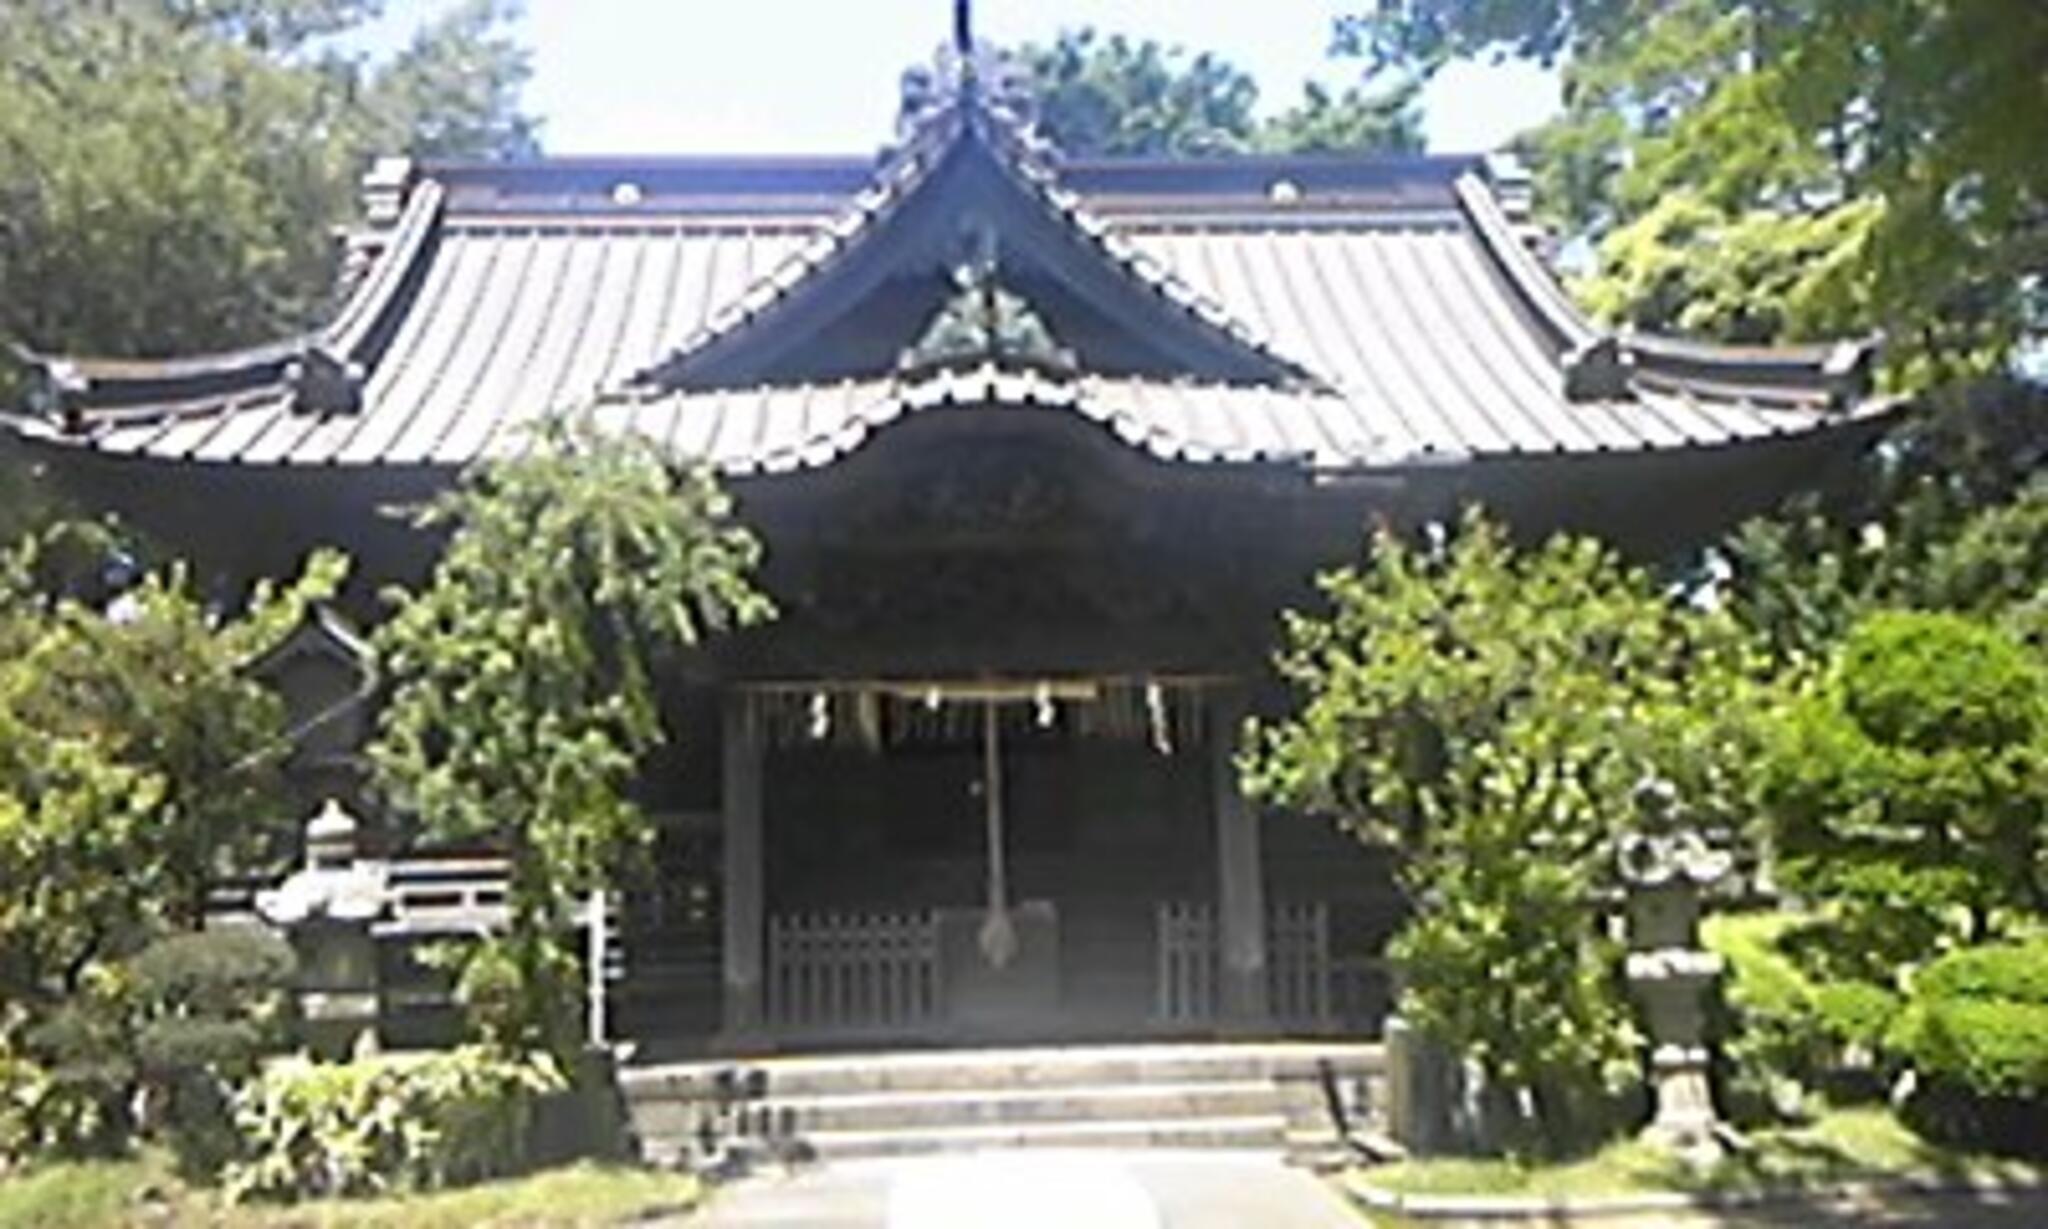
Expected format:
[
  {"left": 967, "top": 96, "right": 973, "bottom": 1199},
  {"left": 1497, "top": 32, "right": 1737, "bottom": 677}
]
[
  {"left": 1154, "top": 900, "right": 1382, "bottom": 1030},
  {"left": 767, "top": 909, "right": 941, "bottom": 1034},
  {"left": 1155, "top": 901, "right": 1217, "bottom": 1024},
  {"left": 1268, "top": 901, "right": 1332, "bottom": 1024}
]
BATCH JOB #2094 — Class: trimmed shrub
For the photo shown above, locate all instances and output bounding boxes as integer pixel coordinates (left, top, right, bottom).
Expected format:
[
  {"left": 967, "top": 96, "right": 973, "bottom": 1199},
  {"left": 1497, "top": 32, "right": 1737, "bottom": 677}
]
[
  {"left": 221, "top": 1047, "right": 565, "bottom": 1202},
  {"left": 1910, "top": 939, "right": 2048, "bottom": 1007},
  {"left": 127, "top": 929, "right": 297, "bottom": 1178},
  {"left": 1705, "top": 912, "right": 1906, "bottom": 1117},
  {"left": 17, "top": 997, "right": 135, "bottom": 1161},
  {"left": 1893, "top": 940, "right": 2048, "bottom": 1154},
  {"left": 1764, "top": 611, "right": 2048, "bottom": 981},
  {"left": 1837, "top": 611, "right": 2044, "bottom": 753},
  {"left": 1706, "top": 913, "right": 1822, "bottom": 1121},
  {"left": 1905, "top": 999, "right": 2048, "bottom": 1098},
  {"left": 1813, "top": 980, "right": 1902, "bottom": 1054}
]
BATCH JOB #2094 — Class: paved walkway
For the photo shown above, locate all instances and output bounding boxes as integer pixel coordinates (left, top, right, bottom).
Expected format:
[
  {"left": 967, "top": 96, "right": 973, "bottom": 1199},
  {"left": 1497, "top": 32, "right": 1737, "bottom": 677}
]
[{"left": 688, "top": 1150, "right": 1364, "bottom": 1228}]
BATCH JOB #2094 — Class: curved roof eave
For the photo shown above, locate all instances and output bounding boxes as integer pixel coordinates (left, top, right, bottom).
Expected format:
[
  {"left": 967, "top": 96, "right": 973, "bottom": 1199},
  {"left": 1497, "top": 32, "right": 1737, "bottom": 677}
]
[
  {"left": 1454, "top": 173, "right": 1881, "bottom": 408},
  {"left": 13, "top": 180, "right": 447, "bottom": 413}
]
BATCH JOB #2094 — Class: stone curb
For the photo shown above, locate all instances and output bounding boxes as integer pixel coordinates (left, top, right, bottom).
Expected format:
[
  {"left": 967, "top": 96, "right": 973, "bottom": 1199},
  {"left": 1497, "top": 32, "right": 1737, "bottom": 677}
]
[{"left": 1343, "top": 1170, "right": 2048, "bottom": 1222}]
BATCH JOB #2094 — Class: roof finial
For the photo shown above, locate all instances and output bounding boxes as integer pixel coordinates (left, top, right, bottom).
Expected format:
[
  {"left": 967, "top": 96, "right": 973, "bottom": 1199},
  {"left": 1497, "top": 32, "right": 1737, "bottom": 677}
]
[{"left": 953, "top": 0, "right": 973, "bottom": 56}]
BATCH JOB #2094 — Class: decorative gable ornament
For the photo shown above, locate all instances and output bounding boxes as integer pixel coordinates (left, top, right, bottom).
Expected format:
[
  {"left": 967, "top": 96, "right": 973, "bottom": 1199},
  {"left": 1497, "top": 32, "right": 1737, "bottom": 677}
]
[
  {"left": 1563, "top": 334, "right": 1636, "bottom": 402},
  {"left": 286, "top": 344, "right": 366, "bottom": 417},
  {"left": 23, "top": 354, "right": 88, "bottom": 429},
  {"left": 901, "top": 258, "right": 1076, "bottom": 375},
  {"left": 894, "top": 31, "right": 1039, "bottom": 151}
]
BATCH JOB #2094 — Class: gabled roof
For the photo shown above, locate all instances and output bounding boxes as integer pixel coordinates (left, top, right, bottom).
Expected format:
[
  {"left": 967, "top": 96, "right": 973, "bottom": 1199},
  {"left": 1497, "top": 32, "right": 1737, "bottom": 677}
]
[
  {"left": 4, "top": 47, "right": 1895, "bottom": 476},
  {"left": 633, "top": 69, "right": 1314, "bottom": 390}
]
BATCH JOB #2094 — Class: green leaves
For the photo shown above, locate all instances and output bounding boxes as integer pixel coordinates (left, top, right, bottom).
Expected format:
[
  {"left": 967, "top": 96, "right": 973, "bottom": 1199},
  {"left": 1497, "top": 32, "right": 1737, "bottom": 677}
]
[
  {"left": 1010, "top": 27, "right": 1422, "bottom": 159},
  {"left": 221, "top": 1047, "right": 563, "bottom": 1201},
  {"left": 0, "top": 528, "right": 332, "bottom": 1166},
  {"left": 0, "top": 525, "right": 341, "bottom": 1018},
  {"left": 1761, "top": 610, "right": 2047, "bottom": 964},
  {"left": 1258, "top": 78, "right": 1424, "bottom": 155},
  {"left": 1345, "top": 0, "right": 2048, "bottom": 383},
  {"left": 1248, "top": 509, "right": 1760, "bottom": 1146},
  {"left": 370, "top": 418, "right": 771, "bottom": 1052},
  {"left": 1021, "top": 29, "right": 1261, "bottom": 157},
  {"left": 0, "top": 0, "right": 537, "bottom": 377}
]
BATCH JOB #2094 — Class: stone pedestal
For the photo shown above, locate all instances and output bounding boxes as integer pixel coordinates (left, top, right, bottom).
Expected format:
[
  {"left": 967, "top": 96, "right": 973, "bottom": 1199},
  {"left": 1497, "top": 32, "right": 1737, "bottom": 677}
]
[
  {"left": 1384, "top": 1013, "right": 1454, "bottom": 1154},
  {"left": 1626, "top": 948, "right": 1726, "bottom": 1159},
  {"left": 294, "top": 921, "right": 382, "bottom": 1060}
]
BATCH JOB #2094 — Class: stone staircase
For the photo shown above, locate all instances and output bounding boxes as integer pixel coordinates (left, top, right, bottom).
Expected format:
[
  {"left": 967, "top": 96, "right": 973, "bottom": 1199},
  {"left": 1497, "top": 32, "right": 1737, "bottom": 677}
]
[{"left": 620, "top": 1041, "right": 1383, "bottom": 1166}]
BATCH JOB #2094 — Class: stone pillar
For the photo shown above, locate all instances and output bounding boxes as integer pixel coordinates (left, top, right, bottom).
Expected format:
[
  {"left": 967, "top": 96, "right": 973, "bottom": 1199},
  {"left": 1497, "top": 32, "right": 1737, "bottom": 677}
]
[
  {"left": 1210, "top": 687, "right": 1269, "bottom": 1025},
  {"left": 1384, "top": 1012, "right": 1453, "bottom": 1154},
  {"left": 719, "top": 692, "right": 766, "bottom": 1043}
]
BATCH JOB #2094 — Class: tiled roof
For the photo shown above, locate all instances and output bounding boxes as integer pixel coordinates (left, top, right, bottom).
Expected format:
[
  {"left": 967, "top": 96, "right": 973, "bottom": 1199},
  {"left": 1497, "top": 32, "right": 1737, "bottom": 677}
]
[{"left": 5, "top": 80, "right": 1894, "bottom": 473}]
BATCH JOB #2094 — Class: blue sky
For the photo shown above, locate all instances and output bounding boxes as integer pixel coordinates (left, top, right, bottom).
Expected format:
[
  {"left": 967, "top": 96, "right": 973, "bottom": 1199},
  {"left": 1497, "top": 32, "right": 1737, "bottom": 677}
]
[{"left": 363, "top": 1, "right": 1557, "bottom": 156}]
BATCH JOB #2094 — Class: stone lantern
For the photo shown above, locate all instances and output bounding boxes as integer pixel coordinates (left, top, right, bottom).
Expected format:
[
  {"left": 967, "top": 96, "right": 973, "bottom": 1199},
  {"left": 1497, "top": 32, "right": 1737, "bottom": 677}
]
[
  {"left": 256, "top": 799, "right": 389, "bottom": 1059},
  {"left": 1616, "top": 780, "right": 1735, "bottom": 1165}
]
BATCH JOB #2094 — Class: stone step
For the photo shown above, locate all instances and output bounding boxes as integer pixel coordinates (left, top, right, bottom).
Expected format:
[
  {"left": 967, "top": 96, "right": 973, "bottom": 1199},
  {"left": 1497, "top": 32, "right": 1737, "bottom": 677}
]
[
  {"left": 633, "top": 1078, "right": 1281, "bottom": 1135},
  {"left": 623, "top": 1042, "right": 1380, "bottom": 1166},
  {"left": 622, "top": 1041, "right": 1381, "bottom": 1101},
  {"left": 799, "top": 1114, "right": 1290, "bottom": 1159}
]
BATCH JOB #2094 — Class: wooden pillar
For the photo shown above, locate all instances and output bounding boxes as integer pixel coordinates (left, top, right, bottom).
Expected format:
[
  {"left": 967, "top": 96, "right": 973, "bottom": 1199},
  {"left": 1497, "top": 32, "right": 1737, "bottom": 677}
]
[
  {"left": 1211, "top": 687, "right": 1269, "bottom": 1025},
  {"left": 719, "top": 691, "right": 766, "bottom": 1042}
]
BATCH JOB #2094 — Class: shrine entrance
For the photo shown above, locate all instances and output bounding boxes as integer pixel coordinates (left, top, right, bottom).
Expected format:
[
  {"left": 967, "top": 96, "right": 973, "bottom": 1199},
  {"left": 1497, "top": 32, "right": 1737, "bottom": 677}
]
[{"left": 749, "top": 679, "right": 1222, "bottom": 1044}]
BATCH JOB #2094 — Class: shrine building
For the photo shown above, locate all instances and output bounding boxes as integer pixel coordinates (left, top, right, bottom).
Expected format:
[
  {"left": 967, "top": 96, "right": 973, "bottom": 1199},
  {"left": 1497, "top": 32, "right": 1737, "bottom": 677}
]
[{"left": 2, "top": 44, "right": 1898, "bottom": 1057}]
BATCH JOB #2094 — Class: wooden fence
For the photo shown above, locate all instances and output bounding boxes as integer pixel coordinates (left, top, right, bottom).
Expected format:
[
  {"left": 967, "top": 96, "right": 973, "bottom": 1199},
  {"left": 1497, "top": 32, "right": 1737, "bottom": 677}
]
[
  {"left": 766, "top": 909, "right": 942, "bottom": 1034},
  {"left": 1155, "top": 900, "right": 1218, "bottom": 1024},
  {"left": 1154, "top": 900, "right": 1382, "bottom": 1030}
]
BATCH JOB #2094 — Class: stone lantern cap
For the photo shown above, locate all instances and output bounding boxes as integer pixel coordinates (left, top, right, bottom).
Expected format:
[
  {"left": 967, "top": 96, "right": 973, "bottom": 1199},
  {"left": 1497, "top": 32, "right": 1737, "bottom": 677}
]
[
  {"left": 256, "top": 799, "right": 388, "bottom": 926},
  {"left": 305, "top": 798, "right": 358, "bottom": 864},
  {"left": 1615, "top": 829, "right": 1733, "bottom": 890}
]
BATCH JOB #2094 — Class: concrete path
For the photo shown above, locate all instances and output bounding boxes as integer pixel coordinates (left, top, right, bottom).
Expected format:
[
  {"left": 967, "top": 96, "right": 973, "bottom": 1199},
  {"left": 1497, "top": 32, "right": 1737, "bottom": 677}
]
[{"left": 688, "top": 1150, "right": 1364, "bottom": 1228}]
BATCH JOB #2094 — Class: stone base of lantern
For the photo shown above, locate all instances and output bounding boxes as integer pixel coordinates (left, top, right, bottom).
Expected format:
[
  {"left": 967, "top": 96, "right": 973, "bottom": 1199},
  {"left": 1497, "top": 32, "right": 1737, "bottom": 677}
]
[{"left": 1641, "top": 1042, "right": 1732, "bottom": 1166}]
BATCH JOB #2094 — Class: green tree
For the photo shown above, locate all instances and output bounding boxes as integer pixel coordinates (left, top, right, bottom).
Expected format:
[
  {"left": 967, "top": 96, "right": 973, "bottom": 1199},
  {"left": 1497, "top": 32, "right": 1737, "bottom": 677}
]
[
  {"left": 358, "top": 0, "right": 541, "bottom": 162},
  {"left": 989, "top": 28, "right": 1423, "bottom": 158},
  {"left": 0, "top": 0, "right": 536, "bottom": 377},
  {"left": 1247, "top": 510, "right": 1760, "bottom": 1150},
  {"left": 1259, "top": 79, "right": 1424, "bottom": 155},
  {"left": 1725, "top": 382, "right": 2048, "bottom": 666},
  {"left": 1341, "top": 0, "right": 2048, "bottom": 383},
  {"left": 0, "top": 526, "right": 344, "bottom": 1018},
  {"left": 1763, "top": 611, "right": 2048, "bottom": 982},
  {"left": 1020, "top": 29, "right": 1261, "bottom": 157},
  {"left": 370, "top": 420, "right": 772, "bottom": 1053}
]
